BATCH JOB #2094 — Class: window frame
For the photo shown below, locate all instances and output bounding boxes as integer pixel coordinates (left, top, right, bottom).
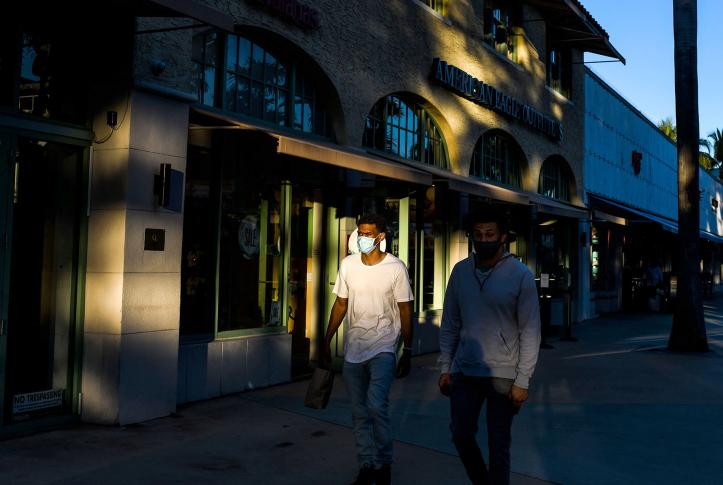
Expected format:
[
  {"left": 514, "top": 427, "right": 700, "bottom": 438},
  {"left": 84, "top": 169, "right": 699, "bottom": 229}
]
[
  {"left": 179, "top": 146, "right": 293, "bottom": 340},
  {"left": 471, "top": 131, "right": 524, "bottom": 189},
  {"left": 546, "top": 42, "right": 572, "bottom": 99},
  {"left": 192, "top": 31, "right": 332, "bottom": 138},
  {"left": 538, "top": 157, "right": 572, "bottom": 202},
  {"left": 419, "top": 0, "right": 447, "bottom": 16},
  {"left": 192, "top": 30, "right": 220, "bottom": 108},
  {"left": 363, "top": 95, "right": 450, "bottom": 169},
  {"left": 482, "top": 0, "right": 520, "bottom": 63}
]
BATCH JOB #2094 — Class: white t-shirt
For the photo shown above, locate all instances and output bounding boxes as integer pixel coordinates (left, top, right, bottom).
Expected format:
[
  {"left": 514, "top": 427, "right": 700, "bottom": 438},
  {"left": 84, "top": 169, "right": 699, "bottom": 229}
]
[{"left": 333, "top": 253, "right": 414, "bottom": 363}]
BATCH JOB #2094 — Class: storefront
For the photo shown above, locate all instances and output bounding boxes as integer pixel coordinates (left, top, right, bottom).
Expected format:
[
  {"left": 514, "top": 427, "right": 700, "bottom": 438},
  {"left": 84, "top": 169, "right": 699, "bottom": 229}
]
[
  {"left": 177, "top": 112, "right": 438, "bottom": 399},
  {"left": 140, "top": 0, "right": 620, "bottom": 409},
  {"left": 0, "top": 7, "right": 108, "bottom": 434},
  {"left": 0, "top": 127, "right": 90, "bottom": 434},
  {"left": 2, "top": 0, "right": 625, "bottom": 429},
  {"left": 584, "top": 68, "right": 723, "bottom": 315}
]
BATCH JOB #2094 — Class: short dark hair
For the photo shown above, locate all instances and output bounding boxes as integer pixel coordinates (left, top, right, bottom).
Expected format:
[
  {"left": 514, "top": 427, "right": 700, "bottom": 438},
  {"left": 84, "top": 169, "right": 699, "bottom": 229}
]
[
  {"left": 465, "top": 207, "right": 510, "bottom": 234},
  {"left": 357, "top": 213, "right": 387, "bottom": 234}
]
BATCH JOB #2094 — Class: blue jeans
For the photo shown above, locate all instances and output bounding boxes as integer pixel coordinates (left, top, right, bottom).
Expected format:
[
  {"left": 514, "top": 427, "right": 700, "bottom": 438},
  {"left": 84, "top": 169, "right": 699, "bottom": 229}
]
[
  {"left": 450, "top": 374, "right": 517, "bottom": 485},
  {"left": 343, "top": 352, "right": 396, "bottom": 468}
]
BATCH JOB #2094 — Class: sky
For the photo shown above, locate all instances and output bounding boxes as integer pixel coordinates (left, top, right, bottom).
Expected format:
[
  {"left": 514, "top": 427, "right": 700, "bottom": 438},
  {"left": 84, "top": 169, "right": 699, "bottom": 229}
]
[{"left": 582, "top": 0, "right": 723, "bottom": 142}]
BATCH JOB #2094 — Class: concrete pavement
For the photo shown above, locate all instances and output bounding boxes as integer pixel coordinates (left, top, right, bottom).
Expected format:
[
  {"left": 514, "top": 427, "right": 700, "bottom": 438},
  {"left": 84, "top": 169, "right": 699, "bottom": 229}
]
[{"left": 2, "top": 294, "right": 723, "bottom": 484}]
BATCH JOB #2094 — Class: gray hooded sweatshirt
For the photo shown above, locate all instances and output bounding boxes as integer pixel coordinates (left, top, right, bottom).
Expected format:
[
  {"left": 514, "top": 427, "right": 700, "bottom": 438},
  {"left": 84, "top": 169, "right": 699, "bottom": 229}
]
[{"left": 439, "top": 253, "right": 541, "bottom": 389}]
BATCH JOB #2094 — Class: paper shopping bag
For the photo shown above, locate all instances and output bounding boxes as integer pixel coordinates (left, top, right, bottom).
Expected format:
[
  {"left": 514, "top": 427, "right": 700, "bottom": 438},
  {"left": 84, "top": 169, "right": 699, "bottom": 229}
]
[{"left": 304, "top": 366, "right": 335, "bottom": 409}]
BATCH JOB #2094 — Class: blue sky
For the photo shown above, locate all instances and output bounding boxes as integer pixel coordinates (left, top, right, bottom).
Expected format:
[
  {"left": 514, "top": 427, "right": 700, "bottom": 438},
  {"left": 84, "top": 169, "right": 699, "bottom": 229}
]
[{"left": 582, "top": 0, "right": 723, "bottom": 142}]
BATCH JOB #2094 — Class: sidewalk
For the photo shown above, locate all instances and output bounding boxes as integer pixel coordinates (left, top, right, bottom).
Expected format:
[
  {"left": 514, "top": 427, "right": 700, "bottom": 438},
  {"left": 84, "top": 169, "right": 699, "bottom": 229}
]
[{"left": 2, "top": 294, "right": 723, "bottom": 484}]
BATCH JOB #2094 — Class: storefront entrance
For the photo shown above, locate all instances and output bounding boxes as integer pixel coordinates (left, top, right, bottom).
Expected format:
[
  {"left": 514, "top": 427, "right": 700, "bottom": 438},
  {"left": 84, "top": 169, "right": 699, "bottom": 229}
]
[
  {"left": 536, "top": 214, "right": 575, "bottom": 333},
  {"left": 0, "top": 135, "right": 86, "bottom": 429}
]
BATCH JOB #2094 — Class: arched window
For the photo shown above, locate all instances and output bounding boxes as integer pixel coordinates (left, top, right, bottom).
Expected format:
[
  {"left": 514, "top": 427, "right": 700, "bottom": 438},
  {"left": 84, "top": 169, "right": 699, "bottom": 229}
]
[
  {"left": 422, "top": 0, "right": 446, "bottom": 15},
  {"left": 192, "top": 31, "right": 333, "bottom": 137},
  {"left": 539, "top": 156, "right": 573, "bottom": 201},
  {"left": 363, "top": 95, "right": 449, "bottom": 169},
  {"left": 471, "top": 131, "right": 524, "bottom": 188}
]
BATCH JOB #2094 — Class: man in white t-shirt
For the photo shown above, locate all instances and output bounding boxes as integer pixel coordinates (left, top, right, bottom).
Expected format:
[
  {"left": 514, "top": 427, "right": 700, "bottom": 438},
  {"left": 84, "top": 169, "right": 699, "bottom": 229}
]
[{"left": 323, "top": 214, "right": 413, "bottom": 485}]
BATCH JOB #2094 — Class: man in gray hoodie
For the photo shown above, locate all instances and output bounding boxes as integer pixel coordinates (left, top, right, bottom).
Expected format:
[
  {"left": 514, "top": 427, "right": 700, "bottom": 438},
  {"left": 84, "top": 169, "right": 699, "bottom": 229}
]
[{"left": 438, "top": 209, "right": 541, "bottom": 485}]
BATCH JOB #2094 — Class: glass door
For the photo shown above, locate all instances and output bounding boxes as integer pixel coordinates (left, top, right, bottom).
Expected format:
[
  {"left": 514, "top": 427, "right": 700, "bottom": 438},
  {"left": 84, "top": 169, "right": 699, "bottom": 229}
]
[
  {"left": 288, "top": 189, "right": 316, "bottom": 376},
  {"left": 2, "top": 137, "right": 85, "bottom": 425},
  {"left": 323, "top": 208, "right": 357, "bottom": 368}
]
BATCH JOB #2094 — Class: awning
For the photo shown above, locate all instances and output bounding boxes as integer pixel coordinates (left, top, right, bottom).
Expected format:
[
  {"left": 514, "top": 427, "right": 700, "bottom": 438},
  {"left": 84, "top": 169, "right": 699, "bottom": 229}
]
[
  {"left": 125, "top": 0, "right": 235, "bottom": 32},
  {"left": 592, "top": 210, "right": 626, "bottom": 226},
  {"left": 276, "top": 137, "right": 432, "bottom": 186},
  {"left": 445, "top": 175, "right": 530, "bottom": 205},
  {"left": 189, "top": 107, "right": 433, "bottom": 185},
  {"left": 527, "top": 0, "right": 625, "bottom": 64},
  {"left": 528, "top": 193, "right": 589, "bottom": 219},
  {"left": 591, "top": 195, "right": 723, "bottom": 244},
  {"left": 406, "top": 163, "right": 529, "bottom": 205},
  {"left": 0, "top": 112, "right": 94, "bottom": 146},
  {"left": 700, "top": 231, "right": 723, "bottom": 244},
  {"left": 589, "top": 194, "right": 678, "bottom": 232}
]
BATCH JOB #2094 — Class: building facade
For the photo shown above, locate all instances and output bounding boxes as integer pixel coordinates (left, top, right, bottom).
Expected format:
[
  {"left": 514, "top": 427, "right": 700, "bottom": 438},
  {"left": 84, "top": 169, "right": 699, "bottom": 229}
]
[
  {"left": 583, "top": 68, "right": 723, "bottom": 316},
  {"left": 0, "top": 0, "right": 624, "bottom": 432}
]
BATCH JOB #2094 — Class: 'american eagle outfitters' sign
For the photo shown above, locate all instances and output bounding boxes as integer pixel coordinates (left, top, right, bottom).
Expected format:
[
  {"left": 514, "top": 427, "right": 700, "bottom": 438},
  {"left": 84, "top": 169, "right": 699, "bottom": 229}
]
[{"left": 431, "top": 58, "right": 563, "bottom": 142}]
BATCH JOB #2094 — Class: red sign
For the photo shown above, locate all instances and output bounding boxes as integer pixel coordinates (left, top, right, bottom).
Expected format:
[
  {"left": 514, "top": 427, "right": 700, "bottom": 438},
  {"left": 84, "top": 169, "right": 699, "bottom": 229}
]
[{"left": 251, "top": 0, "right": 321, "bottom": 30}]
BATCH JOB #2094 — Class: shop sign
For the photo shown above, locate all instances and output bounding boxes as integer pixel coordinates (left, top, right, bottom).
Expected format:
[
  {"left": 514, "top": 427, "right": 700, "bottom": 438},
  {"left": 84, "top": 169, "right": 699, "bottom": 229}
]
[
  {"left": 239, "top": 214, "right": 260, "bottom": 259},
  {"left": 12, "top": 389, "right": 64, "bottom": 414},
  {"left": 540, "top": 273, "right": 550, "bottom": 288},
  {"left": 250, "top": 0, "right": 321, "bottom": 30},
  {"left": 431, "top": 58, "right": 563, "bottom": 142}
]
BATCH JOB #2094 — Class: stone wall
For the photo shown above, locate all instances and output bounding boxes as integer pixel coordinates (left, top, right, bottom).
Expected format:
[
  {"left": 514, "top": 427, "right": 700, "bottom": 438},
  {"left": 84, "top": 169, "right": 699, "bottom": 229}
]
[{"left": 134, "top": 0, "right": 586, "bottom": 202}]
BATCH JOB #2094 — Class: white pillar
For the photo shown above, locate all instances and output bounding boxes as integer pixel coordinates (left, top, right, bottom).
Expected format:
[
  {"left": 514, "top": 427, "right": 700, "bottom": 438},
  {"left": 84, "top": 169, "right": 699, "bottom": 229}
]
[{"left": 82, "top": 89, "right": 186, "bottom": 425}]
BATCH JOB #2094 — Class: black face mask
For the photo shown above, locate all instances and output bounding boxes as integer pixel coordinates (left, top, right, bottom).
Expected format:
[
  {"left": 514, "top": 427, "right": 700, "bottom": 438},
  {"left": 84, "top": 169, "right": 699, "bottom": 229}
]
[{"left": 473, "top": 240, "right": 502, "bottom": 261}]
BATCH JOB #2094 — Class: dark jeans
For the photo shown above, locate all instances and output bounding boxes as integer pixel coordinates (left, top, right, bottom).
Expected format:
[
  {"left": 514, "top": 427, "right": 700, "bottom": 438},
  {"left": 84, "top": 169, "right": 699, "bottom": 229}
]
[{"left": 450, "top": 374, "right": 517, "bottom": 485}]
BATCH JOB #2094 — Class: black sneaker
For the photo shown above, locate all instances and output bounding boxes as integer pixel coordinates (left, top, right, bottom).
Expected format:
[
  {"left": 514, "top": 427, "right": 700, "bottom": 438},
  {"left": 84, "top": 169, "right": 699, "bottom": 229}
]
[
  {"left": 351, "top": 464, "right": 375, "bottom": 485},
  {"left": 374, "top": 464, "right": 391, "bottom": 485}
]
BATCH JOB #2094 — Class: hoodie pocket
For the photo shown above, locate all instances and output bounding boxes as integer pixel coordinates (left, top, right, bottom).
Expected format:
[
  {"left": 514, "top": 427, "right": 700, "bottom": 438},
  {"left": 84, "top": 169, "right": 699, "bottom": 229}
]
[{"left": 498, "top": 331, "right": 512, "bottom": 355}]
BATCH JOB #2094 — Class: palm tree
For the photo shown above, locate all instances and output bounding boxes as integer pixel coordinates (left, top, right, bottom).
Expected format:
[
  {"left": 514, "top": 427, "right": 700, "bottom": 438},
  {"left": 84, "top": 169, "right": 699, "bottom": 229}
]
[
  {"left": 659, "top": 117, "right": 677, "bottom": 141},
  {"left": 699, "top": 151, "right": 714, "bottom": 170},
  {"left": 709, "top": 128, "right": 723, "bottom": 162},
  {"left": 669, "top": 0, "right": 708, "bottom": 351},
  {"left": 661, "top": 119, "right": 713, "bottom": 169},
  {"left": 699, "top": 138, "right": 711, "bottom": 154},
  {"left": 698, "top": 138, "right": 714, "bottom": 170}
]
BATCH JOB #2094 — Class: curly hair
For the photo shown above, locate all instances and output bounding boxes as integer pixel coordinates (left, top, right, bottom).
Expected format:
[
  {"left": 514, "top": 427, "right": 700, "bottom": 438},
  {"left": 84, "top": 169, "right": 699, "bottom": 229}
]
[
  {"left": 357, "top": 213, "right": 387, "bottom": 234},
  {"left": 465, "top": 207, "right": 510, "bottom": 234}
]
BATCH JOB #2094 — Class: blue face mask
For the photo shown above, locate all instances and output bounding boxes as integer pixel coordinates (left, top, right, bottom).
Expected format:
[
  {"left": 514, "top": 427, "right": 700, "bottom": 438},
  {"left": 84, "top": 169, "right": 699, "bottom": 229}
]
[{"left": 357, "top": 235, "right": 379, "bottom": 254}]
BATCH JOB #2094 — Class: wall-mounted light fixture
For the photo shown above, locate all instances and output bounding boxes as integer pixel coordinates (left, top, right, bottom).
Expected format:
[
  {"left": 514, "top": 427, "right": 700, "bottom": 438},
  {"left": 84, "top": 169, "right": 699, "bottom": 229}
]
[
  {"left": 107, "top": 110, "right": 118, "bottom": 128},
  {"left": 153, "top": 163, "right": 184, "bottom": 212}
]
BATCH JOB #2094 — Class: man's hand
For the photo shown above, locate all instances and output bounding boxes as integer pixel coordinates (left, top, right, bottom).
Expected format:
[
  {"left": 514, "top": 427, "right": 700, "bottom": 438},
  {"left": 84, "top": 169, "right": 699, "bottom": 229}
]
[
  {"left": 322, "top": 297, "right": 347, "bottom": 368},
  {"left": 321, "top": 341, "right": 332, "bottom": 368},
  {"left": 396, "top": 349, "right": 411, "bottom": 378},
  {"left": 508, "top": 384, "right": 528, "bottom": 409},
  {"left": 438, "top": 373, "right": 452, "bottom": 396}
]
